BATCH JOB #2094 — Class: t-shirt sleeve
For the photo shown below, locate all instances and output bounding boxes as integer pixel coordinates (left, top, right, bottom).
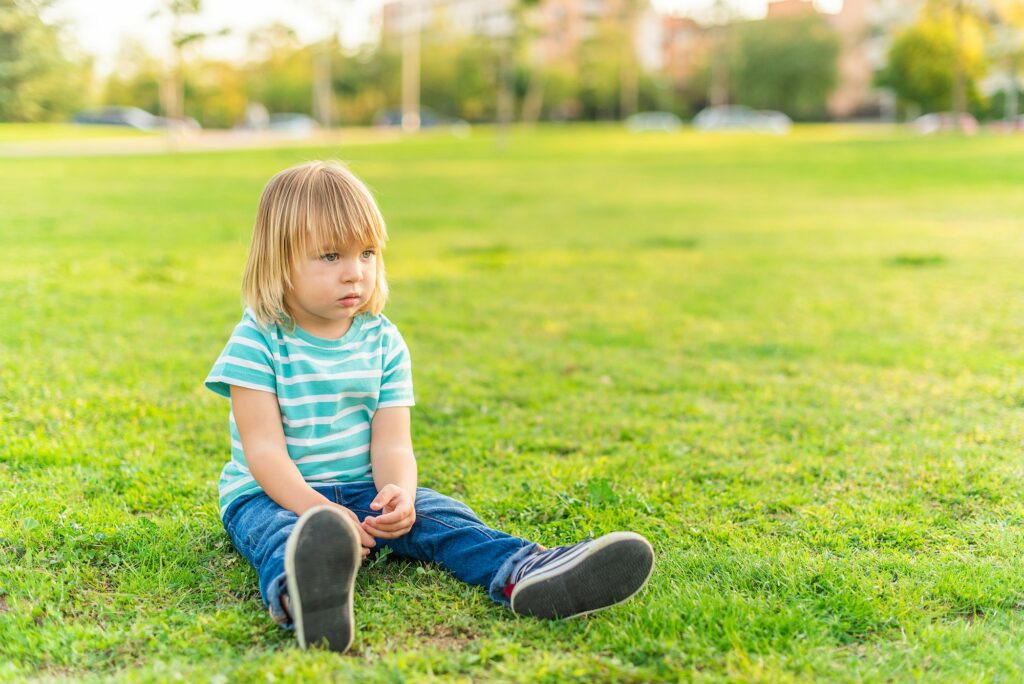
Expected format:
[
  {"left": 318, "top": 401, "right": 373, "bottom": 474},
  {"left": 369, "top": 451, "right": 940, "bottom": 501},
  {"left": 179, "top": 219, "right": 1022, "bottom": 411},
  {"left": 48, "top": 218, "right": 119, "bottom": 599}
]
[
  {"left": 204, "top": 316, "right": 277, "bottom": 399},
  {"left": 378, "top": 326, "right": 414, "bottom": 408}
]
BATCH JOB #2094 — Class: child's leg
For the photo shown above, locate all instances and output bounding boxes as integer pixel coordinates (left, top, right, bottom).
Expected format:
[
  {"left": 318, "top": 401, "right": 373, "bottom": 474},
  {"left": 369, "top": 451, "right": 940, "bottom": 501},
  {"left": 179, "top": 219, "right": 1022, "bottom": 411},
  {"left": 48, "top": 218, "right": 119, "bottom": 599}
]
[
  {"left": 222, "top": 488, "right": 362, "bottom": 652},
  {"left": 222, "top": 491, "right": 300, "bottom": 626},
  {"left": 336, "top": 482, "right": 539, "bottom": 605}
]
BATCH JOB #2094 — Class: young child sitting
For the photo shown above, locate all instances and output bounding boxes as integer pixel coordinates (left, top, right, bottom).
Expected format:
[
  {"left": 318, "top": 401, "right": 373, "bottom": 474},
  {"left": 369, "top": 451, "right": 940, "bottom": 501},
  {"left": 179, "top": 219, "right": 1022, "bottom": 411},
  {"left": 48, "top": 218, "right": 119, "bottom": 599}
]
[{"left": 205, "top": 160, "right": 654, "bottom": 652}]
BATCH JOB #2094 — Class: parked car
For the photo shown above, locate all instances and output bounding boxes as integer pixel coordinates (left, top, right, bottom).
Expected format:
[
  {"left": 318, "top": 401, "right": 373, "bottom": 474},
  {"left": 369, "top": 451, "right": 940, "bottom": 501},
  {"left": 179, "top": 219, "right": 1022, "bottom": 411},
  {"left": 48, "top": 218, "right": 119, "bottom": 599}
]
[
  {"left": 73, "top": 106, "right": 164, "bottom": 130},
  {"left": 985, "top": 116, "right": 1024, "bottom": 133},
  {"left": 373, "top": 107, "right": 470, "bottom": 134},
  {"left": 267, "top": 113, "right": 318, "bottom": 136},
  {"left": 693, "top": 105, "right": 791, "bottom": 134},
  {"left": 625, "top": 111, "right": 683, "bottom": 133},
  {"left": 912, "top": 112, "right": 979, "bottom": 136},
  {"left": 72, "top": 106, "right": 200, "bottom": 131}
]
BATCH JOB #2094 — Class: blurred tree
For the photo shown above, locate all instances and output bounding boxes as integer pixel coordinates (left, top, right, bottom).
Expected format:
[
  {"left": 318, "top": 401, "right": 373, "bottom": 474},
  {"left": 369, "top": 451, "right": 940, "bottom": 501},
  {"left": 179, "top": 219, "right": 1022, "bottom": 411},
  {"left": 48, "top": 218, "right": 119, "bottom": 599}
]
[
  {"left": 617, "top": 0, "right": 644, "bottom": 117},
  {"left": 876, "top": 5, "right": 988, "bottom": 117},
  {"left": 102, "top": 42, "right": 163, "bottom": 115},
  {"left": 184, "top": 58, "right": 247, "bottom": 128},
  {"left": 988, "top": 0, "right": 1023, "bottom": 121},
  {"left": 0, "top": 0, "right": 89, "bottom": 121},
  {"left": 103, "top": 44, "right": 246, "bottom": 128},
  {"left": 421, "top": 35, "right": 499, "bottom": 121},
  {"left": 929, "top": 0, "right": 992, "bottom": 126},
  {"left": 334, "top": 45, "right": 400, "bottom": 124},
  {"left": 519, "top": 0, "right": 546, "bottom": 125},
  {"left": 527, "top": 60, "right": 580, "bottom": 121},
  {"left": 151, "top": 0, "right": 229, "bottom": 124},
  {"left": 732, "top": 14, "right": 840, "bottom": 120},
  {"left": 705, "top": 0, "right": 743, "bottom": 107},
  {"left": 578, "top": 20, "right": 631, "bottom": 119},
  {"left": 245, "top": 24, "right": 314, "bottom": 115}
]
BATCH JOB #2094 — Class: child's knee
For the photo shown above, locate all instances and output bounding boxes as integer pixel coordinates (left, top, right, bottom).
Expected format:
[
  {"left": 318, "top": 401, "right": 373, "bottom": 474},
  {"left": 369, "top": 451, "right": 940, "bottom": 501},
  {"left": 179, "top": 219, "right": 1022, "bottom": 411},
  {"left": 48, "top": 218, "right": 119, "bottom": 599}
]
[{"left": 414, "top": 488, "right": 480, "bottom": 520}]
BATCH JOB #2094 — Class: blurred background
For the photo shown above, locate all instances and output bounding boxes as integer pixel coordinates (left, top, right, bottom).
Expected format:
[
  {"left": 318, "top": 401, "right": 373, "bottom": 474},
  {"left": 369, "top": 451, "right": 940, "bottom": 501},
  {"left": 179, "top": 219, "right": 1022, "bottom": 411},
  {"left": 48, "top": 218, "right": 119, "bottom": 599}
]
[{"left": 3, "top": 0, "right": 1022, "bottom": 139}]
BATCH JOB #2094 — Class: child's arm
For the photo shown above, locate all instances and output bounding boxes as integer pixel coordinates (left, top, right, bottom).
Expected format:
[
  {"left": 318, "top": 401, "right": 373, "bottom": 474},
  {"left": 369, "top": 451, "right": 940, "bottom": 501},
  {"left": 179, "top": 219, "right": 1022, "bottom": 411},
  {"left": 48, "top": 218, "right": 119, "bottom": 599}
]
[
  {"left": 363, "top": 407, "right": 417, "bottom": 539},
  {"left": 231, "top": 385, "right": 377, "bottom": 552}
]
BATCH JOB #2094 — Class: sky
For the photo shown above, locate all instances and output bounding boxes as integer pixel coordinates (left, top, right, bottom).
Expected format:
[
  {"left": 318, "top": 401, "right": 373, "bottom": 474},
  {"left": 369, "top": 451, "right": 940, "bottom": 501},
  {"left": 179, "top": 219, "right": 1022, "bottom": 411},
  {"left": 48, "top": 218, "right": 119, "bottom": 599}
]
[{"left": 50, "top": 0, "right": 844, "bottom": 75}]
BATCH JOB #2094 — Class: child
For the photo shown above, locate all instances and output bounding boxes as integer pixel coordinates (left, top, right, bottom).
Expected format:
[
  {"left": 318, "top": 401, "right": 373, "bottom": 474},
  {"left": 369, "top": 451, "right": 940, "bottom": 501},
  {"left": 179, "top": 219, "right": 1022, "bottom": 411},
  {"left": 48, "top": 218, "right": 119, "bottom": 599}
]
[{"left": 205, "top": 160, "right": 654, "bottom": 652}]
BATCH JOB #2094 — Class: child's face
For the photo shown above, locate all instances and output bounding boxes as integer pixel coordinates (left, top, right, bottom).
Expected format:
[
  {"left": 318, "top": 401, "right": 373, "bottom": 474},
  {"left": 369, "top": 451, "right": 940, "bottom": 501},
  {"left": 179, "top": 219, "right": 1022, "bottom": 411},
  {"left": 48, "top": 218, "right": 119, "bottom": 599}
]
[{"left": 284, "top": 242, "right": 378, "bottom": 337}]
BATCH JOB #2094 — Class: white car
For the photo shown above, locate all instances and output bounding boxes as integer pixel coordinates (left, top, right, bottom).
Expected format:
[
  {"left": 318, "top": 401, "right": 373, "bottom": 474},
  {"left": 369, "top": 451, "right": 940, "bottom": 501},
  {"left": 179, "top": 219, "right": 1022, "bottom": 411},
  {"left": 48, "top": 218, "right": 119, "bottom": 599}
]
[
  {"left": 693, "top": 105, "right": 792, "bottom": 134},
  {"left": 912, "top": 112, "right": 978, "bottom": 136},
  {"left": 625, "top": 112, "right": 683, "bottom": 133}
]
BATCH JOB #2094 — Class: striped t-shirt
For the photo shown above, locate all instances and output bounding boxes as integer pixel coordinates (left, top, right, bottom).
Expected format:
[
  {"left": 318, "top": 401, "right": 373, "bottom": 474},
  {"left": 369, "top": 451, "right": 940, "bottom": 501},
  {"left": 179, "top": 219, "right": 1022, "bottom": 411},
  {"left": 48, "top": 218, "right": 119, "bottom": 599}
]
[{"left": 205, "top": 308, "right": 415, "bottom": 518}]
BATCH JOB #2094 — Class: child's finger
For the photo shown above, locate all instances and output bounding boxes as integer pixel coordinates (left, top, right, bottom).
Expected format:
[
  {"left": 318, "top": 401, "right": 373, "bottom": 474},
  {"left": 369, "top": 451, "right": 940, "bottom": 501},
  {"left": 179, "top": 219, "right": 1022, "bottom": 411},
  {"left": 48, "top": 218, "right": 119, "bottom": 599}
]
[
  {"left": 368, "top": 507, "right": 411, "bottom": 526},
  {"left": 363, "top": 513, "right": 415, "bottom": 534},
  {"left": 362, "top": 517, "right": 403, "bottom": 533},
  {"left": 370, "top": 485, "right": 403, "bottom": 511},
  {"left": 363, "top": 524, "right": 413, "bottom": 540},
  {"left": 365, "top": 508, "right": 413, "bottom": 527},
  {"left": 354, "top": 525, "right": 376, "bottom": 548}
]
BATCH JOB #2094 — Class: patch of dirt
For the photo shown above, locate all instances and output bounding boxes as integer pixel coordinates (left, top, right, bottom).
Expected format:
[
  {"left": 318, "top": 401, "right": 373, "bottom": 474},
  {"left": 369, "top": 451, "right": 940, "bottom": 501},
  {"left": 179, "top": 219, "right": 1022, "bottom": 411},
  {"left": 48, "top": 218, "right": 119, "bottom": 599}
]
[{"left": 420, "top": 625, "right": 477, "bottom": 650}]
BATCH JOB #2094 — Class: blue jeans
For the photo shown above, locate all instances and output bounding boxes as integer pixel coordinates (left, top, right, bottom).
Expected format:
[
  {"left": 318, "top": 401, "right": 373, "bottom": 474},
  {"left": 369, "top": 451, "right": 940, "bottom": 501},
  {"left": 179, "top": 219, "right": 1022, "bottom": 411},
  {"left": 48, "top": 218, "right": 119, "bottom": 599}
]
[{"left": 222, "top": 481, "right": 538, "bottom": 627}]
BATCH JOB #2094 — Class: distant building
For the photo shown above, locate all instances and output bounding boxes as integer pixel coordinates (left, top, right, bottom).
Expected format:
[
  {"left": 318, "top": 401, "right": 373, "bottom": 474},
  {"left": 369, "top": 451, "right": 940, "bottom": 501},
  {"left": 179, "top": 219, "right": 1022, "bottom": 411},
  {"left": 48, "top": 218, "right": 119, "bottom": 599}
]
[
  {"left": 766, "top": 0, "right": 817, "bottom": 19},
  {"left": 380, "top": 0, "right": 514, "bottom": 40},
  {"left": 827, "top": 0, "right": 875, "bottom": 117},
  {"left": 381, "top": 0, "right": 632, "bottom": 61},
  {"left": 649, "top": 15, "right": 712, "bottom": 81},
  {"left": 378, "top": 0, "right": 922, "bottom": 120},
  {"left": 825, "top": 0, "right": 921, "bottom": 118}
]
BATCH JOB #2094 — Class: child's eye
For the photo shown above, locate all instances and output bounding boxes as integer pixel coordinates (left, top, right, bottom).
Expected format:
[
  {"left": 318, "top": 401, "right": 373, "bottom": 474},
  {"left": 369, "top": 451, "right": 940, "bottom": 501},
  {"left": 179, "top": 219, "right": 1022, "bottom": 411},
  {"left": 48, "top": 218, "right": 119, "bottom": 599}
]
[
  {"left": 360, "top": 249, "right": 376, "bottom": 259},
  {"left": 319, "top": 253, "right": 340, "bottom": 262}
]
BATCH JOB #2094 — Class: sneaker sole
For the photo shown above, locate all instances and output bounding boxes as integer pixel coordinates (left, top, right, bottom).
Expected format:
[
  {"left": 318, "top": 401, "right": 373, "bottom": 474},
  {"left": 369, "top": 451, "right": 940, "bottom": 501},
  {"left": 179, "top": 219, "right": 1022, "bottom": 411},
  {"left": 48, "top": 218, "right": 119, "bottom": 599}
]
[
  {"left": 284, "top": 506, "right": 361, "bottom": 652},
  {"left": 510, "top": 532, "right": 655, "bottom": 619}
]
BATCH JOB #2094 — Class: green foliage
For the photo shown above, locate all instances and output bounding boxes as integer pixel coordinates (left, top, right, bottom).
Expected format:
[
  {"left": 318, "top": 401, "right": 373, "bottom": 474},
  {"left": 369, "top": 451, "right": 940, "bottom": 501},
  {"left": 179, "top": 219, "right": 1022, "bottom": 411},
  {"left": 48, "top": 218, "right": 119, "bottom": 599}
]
[
  {"left": 5, "top": 125, "right": 1024, "bottom": 679},
  {"left": 577, "top": 21, "right": 632, "bottom": 119},
  {"left": 0, "top": 0, "right": 89, "bottom": 121},
  {"left": 184, "top": 59, "right": 248, "bottom": 128},
  {"left": 102, "top": 43, "right": 163, "bottom": 115},
  {"left": 733, "top": 15, "right": 840, "bottom": 120},
  {"left": 876, "top": 8, "right": 988, "bottom": 114},
  {"left": 334, "top": 48, "right": 400, "bottom": 125},
  {"left": 419, "top": 36, "right": 501, "bottom": 122},
  {"left": 245, "top": 27, "right": 314, "bottom": 117}
]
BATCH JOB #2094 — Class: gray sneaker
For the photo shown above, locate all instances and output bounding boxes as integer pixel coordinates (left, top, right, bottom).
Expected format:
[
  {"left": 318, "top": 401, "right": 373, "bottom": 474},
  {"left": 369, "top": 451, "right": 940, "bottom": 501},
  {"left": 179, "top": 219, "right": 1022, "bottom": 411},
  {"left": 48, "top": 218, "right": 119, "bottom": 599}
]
[
  {"left": 508, "top": 532, "right": 655, "bottom": 619},
  {"left": 284, "top": 506, "right": 361, "bottom": 652}
]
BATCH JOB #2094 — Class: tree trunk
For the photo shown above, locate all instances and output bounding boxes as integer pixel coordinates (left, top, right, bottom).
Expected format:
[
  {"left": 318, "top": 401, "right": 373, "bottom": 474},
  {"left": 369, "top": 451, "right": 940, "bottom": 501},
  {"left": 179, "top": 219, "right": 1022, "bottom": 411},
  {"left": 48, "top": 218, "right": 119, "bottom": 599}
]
[
  {"left": 951, "top": 0, "right": 967, "bottom": 131},
  {"left": 401, "top": 13, "right": 421, "bottom": 133},
  {"left": 496, "top": 38, "right": 514, "bottom": 150},
  {"left": 710, "top": 26, "right": 730, "bottom": 107},
  {"left": 313, "top": 46, "right": 333, "bottom": 128},
  {"left": 620, "top": 51, "right": 638, "bottom": 118},
  {"left": 522, "top": 66, "right": 545, "bottom": 125}
]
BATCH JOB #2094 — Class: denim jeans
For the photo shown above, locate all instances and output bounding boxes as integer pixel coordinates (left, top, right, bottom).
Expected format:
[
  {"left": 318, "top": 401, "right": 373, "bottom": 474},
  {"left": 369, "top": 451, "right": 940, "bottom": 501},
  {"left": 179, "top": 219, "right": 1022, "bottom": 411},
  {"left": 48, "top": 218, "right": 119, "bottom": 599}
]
[{"left": 222, "top": 481, "right": 538, "bottom": 627}]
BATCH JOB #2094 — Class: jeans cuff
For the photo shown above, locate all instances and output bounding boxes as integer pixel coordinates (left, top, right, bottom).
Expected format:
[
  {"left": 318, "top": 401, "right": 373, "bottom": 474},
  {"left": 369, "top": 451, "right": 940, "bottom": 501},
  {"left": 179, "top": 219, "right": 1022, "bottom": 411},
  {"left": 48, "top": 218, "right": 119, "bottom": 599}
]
[
  {"left": 266, "top": 572, "right": 295, "bottom": 630},
  {"left": 487, "top": 542, "right": 540, "bottom": 606}
]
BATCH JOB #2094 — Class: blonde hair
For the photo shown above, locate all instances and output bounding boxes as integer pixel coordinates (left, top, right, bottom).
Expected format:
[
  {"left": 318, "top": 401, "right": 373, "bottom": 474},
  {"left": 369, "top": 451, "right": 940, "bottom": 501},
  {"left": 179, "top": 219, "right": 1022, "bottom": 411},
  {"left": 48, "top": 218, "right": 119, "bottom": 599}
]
[{"left": 242, "top": 160, "right": 389, "bottom": 328}]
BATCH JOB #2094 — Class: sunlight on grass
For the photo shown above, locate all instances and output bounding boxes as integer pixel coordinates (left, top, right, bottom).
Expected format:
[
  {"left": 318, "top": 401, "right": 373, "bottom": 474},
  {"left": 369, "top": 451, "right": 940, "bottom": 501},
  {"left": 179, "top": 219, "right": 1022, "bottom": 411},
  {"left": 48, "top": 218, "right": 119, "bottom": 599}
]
[{"left": 2, "top": 125, "right": 1024, "bottom": 681}]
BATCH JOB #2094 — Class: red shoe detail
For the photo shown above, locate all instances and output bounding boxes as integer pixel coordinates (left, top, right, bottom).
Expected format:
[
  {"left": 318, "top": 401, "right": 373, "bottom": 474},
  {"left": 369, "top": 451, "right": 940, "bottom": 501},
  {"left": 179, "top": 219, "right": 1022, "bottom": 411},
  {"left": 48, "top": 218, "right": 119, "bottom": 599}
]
[{"left": 503, "top": 583, "right": 515, "bottom": 600}]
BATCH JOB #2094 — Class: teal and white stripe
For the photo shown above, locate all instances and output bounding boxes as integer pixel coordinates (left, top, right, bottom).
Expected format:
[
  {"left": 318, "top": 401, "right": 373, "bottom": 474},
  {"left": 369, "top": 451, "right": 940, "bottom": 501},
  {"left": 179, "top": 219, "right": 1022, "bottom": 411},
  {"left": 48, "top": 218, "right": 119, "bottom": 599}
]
[{"left": 206, "top": 309, "right": 414, "bottom": 518}]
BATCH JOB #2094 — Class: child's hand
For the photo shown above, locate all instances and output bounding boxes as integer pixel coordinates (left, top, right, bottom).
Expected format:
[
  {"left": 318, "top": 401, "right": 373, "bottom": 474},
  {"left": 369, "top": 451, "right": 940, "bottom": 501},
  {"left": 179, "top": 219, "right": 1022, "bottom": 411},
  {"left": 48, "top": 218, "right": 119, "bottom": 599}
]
[
  {"left": 327, "top": 503, "right": 376, "bottom": 561},
  {"left": 362, "top": 484, "right": 416, "bottom": 540}
]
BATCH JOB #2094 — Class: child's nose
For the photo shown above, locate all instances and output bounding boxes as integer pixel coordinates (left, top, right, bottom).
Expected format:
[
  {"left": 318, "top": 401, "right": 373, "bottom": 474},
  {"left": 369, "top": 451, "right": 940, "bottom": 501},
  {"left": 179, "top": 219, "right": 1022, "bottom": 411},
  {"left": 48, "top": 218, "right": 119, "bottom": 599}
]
[{"left": 341, "top": 259, "right": 362, "bottom": 281}]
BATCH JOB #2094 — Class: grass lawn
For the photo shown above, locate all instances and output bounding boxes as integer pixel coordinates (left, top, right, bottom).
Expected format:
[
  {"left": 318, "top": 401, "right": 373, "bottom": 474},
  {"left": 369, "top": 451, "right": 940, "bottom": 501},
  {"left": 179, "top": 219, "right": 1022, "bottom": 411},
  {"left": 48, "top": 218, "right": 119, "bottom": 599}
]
[
  {"left": 2, "top": 124, "right": 1024, "bottom": 682},
  {"left": 0, "top": 124, "right": 153, "bottom": 143}
]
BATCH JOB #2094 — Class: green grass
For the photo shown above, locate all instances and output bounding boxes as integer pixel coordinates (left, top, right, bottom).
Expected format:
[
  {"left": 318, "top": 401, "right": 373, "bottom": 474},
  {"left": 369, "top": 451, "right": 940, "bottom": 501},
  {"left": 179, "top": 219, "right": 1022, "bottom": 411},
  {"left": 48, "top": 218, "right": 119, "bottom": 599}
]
[
  {"left": 0, "top": 123, "right": 153, "bottom": 143},
  {"left": 2, "top": 124, "right": 1024, "bottom": 682}
]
